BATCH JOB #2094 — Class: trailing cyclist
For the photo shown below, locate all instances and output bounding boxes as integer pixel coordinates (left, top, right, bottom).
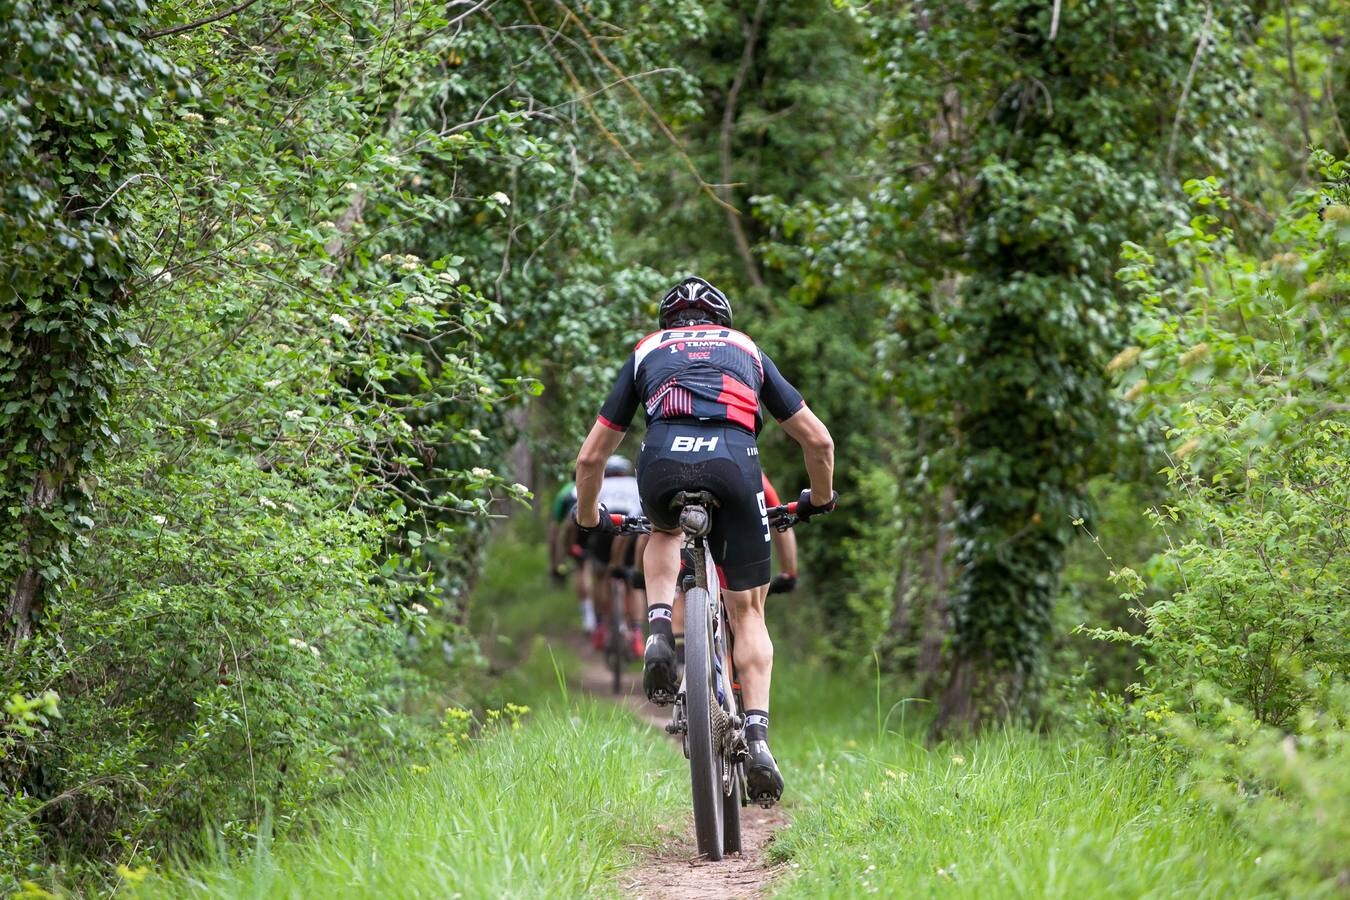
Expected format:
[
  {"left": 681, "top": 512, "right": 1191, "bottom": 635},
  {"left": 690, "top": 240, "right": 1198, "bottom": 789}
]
[
  {"left": 572, "top": 276, "right": 836, "bottom": 805},
  {"left": 547, "top": 478, "right": 596, "bottom": 635},
  {"left": 586, "top": 455, "right": 645, "bottom": 658}
]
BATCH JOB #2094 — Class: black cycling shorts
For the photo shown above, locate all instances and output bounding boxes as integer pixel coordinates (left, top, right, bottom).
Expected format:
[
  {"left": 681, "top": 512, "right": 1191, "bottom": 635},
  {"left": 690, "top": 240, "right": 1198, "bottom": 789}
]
[
  {"left": 637, "top": 422, "right": 770, "bottom": 591},
  {"left": 586, "top": 530, "right": 615, "bottom": 565},
  {"left": 585, "top": 532, "right": 638, "bottom": 568}
]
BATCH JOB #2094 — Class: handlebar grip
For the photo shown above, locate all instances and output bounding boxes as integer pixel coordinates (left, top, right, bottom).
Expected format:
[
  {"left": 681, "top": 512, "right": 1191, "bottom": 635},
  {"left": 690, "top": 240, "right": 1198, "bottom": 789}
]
[{"left": 609, "top": 514, "right": 626, "bottom": 526}]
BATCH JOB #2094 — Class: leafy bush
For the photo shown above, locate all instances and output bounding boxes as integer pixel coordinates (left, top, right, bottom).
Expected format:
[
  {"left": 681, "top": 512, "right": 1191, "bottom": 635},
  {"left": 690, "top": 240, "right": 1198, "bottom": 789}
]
[
  {"left": 1091, "top": 152, "right": 1350, "bottom": 889},
  {"left": 1175, "top": 682, "right": 1349, "bottom": 896},
  {"left": 1, "top": 0, "right": 682, "bottom": 885},
  {"left": 1102, "top": 155, "right": 1349, "bottom": 726}
]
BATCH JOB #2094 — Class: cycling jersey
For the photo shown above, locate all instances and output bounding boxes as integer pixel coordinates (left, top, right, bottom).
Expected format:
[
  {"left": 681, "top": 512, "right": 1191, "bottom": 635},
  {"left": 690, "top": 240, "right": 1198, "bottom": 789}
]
[
  {"left": 597, "top": 326, "right": 805, "bottom": 435},
  {"left": 551, "top": 481, "right": 577, "bottom": 523},
  {"left": 597, "top": 475, "right": 641, "bottom": 516},
  {"left": 587, "top": 474, "right": 642, "bottom": 565}
]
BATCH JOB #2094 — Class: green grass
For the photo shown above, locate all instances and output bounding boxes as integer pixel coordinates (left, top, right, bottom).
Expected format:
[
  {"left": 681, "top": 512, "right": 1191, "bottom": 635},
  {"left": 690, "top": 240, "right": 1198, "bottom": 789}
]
[
  {"left": 149, "top": 696, "right": 685, "bottom": 898},
  {"left": 470, "top": 518, "right": 585, "bottom": 665},
  {"left": 764, "top": 663, "right": 1267, "bottom": 899},
  {"left": 148, "top": 528, "right": 1271, "bottom": 898}
]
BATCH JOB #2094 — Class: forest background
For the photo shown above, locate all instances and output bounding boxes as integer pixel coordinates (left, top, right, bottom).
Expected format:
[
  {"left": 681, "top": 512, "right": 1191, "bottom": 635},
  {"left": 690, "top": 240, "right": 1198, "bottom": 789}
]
[{"left": 1, "top": 0, "right": 1347, "bottom": 894}]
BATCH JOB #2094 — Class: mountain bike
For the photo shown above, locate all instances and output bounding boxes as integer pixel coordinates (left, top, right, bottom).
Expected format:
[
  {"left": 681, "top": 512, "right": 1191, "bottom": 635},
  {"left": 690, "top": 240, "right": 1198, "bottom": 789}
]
[{"left": 611, "top": 493, "right": 808, "bottom": 861}]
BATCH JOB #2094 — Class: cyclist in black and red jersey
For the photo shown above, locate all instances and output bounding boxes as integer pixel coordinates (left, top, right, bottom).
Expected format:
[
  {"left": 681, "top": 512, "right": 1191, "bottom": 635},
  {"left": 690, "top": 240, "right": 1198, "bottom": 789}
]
[{"left": 573, "top": 276, "right": 836, "bottom": 805}]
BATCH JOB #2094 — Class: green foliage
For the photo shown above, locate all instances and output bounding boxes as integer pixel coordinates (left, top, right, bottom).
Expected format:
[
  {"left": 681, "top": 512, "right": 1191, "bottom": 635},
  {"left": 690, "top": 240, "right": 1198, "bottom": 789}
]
[
  {"left": 1085, "top": 153, "right": 1349, "bottom": 891},
  {"left": 145, "top": 701, "right": 685, "bottom": 898},
  {"left": 0, "top": 0, "right": 182, "bottom": 642},
  {"left": 763, "top": 0, "right": 1263, "bottom": 726},
  {"left": 762, "top": 662, "right": 1265, "bottom": 898},
  {"left": 1099, "top": 154, "right": 1349, "bottom": 729},
  {"left": 1, "top": 0, "right": 697, "bottom": 884},
  {"left": 1176, "top": 683, "right": 1350, "bottom": 896}
]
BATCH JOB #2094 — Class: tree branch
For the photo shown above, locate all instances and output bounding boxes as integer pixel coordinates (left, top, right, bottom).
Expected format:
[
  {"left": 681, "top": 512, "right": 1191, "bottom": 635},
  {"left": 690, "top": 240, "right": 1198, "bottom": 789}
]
[
  {"left": 719, "top": 0, "right": 767, "bottom": 287},
  {"left": 142, "top": 0, "right": 263, "bottom": 40},
  {"left": 1166, "top": 1, "right": 1213, "bottom": 173}
]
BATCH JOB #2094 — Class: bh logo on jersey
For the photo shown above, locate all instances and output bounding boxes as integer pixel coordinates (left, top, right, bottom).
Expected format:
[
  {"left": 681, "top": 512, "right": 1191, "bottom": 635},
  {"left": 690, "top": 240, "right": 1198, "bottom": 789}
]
[{"left": 670, "top": 435, "right": 718, "bottom": 452}]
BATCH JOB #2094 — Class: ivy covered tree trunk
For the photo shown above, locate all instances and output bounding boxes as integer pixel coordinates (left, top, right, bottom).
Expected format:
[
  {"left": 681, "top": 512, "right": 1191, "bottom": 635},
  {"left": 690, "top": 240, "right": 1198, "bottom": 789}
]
[
  {"left": 778, "top": 1, "right": 1260, "bottom": 733},
  {"left": 925, "top": 2, "right": 1261, "bottom": 732},
  {"left": 0, "top": 3, "right": 170, "bottom": 647}
]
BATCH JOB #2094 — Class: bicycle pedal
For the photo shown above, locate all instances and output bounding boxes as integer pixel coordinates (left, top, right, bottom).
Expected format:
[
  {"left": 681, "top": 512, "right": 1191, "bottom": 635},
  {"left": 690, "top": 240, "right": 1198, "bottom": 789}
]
[
  {"left": 754, "top": 793, "right": 777, "bottom": 809},
  {"left": 648, "top": 689, "right": 677, "bottom": 707}
]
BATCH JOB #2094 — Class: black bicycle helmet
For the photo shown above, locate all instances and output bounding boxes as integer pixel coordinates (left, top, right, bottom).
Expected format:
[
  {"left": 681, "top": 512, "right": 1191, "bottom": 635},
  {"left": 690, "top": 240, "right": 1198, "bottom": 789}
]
[
  {"left": 604, "top": 454, "right": 634, "bottom": 477},
  {"left": 658, "top": 276, "right": 732, "bottom": 329}
]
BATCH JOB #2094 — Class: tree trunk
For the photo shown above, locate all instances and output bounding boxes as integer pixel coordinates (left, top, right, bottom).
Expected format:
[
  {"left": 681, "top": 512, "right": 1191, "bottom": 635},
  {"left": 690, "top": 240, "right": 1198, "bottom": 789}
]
[
  {"left": 717, "top": 0, "right": 767, "bottom": 288},
  {"left": 6, "top": 469, "right": 62, "bottom": 649},
  {"left": 916, "top": 484, "right": 955, "bottom": 694},
  {"left": 933, "top": 648, "right": 1028, "bottom": 737}
]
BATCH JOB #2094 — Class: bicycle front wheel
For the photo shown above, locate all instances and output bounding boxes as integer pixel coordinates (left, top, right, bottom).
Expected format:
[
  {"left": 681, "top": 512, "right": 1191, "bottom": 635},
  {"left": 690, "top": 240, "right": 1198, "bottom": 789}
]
[{"left": 684, "top": 583, "right": 724, "bottom": 860}]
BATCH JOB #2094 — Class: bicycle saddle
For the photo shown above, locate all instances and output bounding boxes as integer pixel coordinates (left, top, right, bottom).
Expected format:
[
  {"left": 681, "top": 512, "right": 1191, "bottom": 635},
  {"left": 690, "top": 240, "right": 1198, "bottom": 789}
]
[{"left": 671, "top": 491, "right": 719, "bottom": 537}]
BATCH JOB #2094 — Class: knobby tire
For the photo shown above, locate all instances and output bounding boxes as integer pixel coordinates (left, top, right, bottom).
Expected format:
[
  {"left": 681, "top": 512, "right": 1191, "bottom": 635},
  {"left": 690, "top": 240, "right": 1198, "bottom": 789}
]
[
  {"left": 684, "top": 583, "right": 724, "bottom": 860},
  {"left": 723, "top": 768, "right": 742, "bottom": 855}
]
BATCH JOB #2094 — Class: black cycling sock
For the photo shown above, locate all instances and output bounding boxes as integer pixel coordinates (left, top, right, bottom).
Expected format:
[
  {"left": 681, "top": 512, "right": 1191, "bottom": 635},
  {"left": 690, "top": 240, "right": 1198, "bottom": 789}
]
[
  {"left": 745, "top": 709, "right": 769, "bottom": 743},
  {"left": 647, "top": 604, "right": 674, "bottom": 643},
  {"left": 673, "top": 634, "right": 685, "bottom": 665}
]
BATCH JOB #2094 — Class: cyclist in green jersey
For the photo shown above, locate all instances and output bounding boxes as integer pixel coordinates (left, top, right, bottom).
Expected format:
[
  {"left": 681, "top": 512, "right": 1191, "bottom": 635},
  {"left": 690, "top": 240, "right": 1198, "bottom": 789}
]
[{"left": 547, "top": 480, "right": 596, "bottom": 634}]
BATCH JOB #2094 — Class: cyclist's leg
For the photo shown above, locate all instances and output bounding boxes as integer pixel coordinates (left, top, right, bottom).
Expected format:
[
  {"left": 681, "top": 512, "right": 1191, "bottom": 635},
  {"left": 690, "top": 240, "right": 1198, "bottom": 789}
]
[
  {"left": 642, "top": 529, "right": 682, "bottom": 626},
  {"left": 671, "top": 550, "right": 693, "bottom": 664},
  {"left": 721, "top": 585, "right": 771, "bottom": 709},
  {"left": 705, "top": 429, "right": 773, "bottom": 708},
  {"left": 588, "top": 532, "right": 618, "bottom": 649},
  {"left": 636, "top": 423, "right": 698, "bottom": 701}
]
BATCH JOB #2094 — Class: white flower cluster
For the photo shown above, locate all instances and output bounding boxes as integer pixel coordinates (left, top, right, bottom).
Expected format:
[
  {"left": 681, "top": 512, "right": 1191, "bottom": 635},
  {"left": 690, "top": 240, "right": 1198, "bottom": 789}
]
[{"left": 288, "top": 637, "right": 321, "bottom": 657}]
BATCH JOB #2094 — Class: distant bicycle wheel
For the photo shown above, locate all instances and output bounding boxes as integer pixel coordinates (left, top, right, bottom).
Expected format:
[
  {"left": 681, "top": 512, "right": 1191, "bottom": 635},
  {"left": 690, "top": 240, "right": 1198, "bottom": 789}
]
[{"left": 608, "top": 581, "right": 625, "bottom": 694}]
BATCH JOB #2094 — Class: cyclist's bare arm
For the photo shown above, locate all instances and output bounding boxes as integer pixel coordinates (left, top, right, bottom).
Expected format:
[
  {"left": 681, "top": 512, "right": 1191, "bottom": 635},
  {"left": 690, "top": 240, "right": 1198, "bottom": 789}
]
[
  {"left": 779, "top": 405, "right": 835, "bottom": 503},
  {"left": 575, "top": 420, "right": 625, "bottom": 526}
]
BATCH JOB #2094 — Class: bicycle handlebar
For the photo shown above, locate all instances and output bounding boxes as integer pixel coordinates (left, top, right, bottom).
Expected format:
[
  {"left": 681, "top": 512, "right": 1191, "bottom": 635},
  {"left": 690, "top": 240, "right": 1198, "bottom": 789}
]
[
  {"left": 609, "top": 500, "right": 823, "bottom": 536},
  {"left": 767, "top": 502, "right": 799, "bottom": 532},
  {"left": 609, "top": 513, "right": 652, "bottom": 535}
]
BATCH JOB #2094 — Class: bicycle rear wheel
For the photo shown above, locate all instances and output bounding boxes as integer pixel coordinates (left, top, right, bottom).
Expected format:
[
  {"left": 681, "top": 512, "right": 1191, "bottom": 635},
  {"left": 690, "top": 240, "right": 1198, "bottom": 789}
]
[
  {"left": 684, "top": 583, "right": 724, "bottom": 860},
  {"left": 722, "top": 764, "right": 742, "bottom": 855}
]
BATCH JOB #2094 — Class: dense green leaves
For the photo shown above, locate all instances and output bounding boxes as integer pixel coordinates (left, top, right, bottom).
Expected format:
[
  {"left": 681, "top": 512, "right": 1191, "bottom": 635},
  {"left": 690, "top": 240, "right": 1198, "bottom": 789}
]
[{"left": 0, "top": 0, "right": 690, "bottom": 883}]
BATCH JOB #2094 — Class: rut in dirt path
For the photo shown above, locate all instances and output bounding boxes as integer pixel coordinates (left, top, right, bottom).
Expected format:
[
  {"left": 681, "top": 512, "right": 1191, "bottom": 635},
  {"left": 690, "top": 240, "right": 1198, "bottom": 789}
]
[{"left": 569, "top": 636, "right": 789, "bottom": 899}]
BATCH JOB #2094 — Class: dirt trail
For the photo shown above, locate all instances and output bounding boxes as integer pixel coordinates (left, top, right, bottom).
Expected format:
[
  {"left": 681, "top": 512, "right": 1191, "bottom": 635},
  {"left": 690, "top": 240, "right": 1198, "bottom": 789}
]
[{"left": 570, "top": 636, "right": 789, "bottom": 899}]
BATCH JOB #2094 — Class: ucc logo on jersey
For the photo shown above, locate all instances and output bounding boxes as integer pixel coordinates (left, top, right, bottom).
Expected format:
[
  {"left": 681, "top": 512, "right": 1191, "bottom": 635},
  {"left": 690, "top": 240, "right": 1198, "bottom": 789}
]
[{"left": 671, "top": 435, "right": 718, "bottom": 452}]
